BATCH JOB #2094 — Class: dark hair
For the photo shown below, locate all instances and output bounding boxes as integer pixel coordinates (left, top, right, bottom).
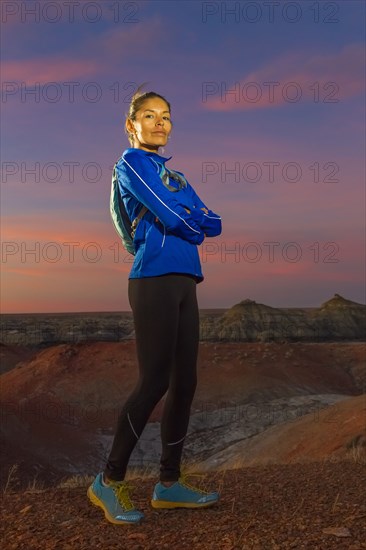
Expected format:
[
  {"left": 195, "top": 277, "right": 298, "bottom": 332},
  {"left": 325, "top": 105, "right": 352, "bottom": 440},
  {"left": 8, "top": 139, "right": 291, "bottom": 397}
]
[{"left": 125, "top": 82, "right": 172, "bottom": 146}]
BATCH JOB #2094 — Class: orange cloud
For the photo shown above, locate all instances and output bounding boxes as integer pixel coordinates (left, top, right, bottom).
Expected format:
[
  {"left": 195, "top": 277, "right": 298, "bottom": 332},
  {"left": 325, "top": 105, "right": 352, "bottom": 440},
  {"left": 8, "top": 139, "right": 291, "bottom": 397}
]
[
  {"left": 2, "top": 214, "right": 114, "bottom": 244},
  {"left": 203, "top": 43, "right": 365, "bottom": 111},
  {"left": 4, "top": 267, "right": 47, "bottom": 277}
]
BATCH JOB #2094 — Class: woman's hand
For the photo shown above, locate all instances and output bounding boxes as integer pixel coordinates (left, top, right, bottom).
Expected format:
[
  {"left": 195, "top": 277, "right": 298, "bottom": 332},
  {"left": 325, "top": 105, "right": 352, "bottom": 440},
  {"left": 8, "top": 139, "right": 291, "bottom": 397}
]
[
  {"left": 183, "top": 206, "right": 209, "bottom": 238},
  {"left": 183, "top": 207, "right": 209, "bottom": 214}
]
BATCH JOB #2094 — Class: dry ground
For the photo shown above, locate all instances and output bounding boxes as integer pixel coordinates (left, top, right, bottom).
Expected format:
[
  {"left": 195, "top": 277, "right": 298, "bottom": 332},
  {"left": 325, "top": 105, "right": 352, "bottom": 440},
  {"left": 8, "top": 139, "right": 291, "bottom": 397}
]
[{"left": 1, "top": 460, "right": 366, "bottom": 550}]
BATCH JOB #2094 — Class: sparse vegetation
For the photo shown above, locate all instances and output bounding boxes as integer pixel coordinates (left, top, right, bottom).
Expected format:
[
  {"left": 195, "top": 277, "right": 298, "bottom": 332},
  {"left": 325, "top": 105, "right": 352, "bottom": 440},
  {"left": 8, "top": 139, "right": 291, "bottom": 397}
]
[
  {"left": 346, "top": 434, "right": 366, "bottom": 464},
  {"left": 2, "top": 463, "right": 19, "bottom": 495}
]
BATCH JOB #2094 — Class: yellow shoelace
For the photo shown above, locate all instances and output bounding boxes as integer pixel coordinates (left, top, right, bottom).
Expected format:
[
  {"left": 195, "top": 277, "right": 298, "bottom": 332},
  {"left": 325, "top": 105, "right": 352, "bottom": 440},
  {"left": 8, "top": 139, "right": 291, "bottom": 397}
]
[
  {"left": 110, "top": 481, "right": 135, "bottom": 511},
  {"left": 178, "top": 472, "right": 211, "bottom": 495}
]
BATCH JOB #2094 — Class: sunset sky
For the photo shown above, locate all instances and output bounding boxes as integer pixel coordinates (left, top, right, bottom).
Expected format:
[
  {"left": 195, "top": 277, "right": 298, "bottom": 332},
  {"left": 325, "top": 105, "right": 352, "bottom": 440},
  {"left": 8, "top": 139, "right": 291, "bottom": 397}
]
[{"left": 1, "top": 0, "right": 365, "bottom": 313}]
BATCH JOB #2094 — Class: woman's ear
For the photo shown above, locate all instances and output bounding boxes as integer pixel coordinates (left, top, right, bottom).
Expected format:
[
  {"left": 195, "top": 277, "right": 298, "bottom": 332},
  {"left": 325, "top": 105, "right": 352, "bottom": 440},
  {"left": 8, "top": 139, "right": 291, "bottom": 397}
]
[{"left": 126, "top": 119, "right": 132, "bottom": 134}]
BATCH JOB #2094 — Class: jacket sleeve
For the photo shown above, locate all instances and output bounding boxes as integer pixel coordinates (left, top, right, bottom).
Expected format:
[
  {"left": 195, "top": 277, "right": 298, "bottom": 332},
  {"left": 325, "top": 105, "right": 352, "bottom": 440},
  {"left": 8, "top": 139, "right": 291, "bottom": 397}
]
[
  {"left": 117, "top": 152, "right": 205, "bottom": 245},
  {"left": 186, "top": 183, "right": 222, "bottom": 237}
]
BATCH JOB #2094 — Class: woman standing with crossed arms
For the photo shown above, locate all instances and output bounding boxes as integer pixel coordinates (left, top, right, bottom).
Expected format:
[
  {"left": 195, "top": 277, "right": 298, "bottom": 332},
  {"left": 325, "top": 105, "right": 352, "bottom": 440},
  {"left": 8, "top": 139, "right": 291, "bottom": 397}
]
[{"left": 88, "top": 85, "right": 222, "bottom": 524}]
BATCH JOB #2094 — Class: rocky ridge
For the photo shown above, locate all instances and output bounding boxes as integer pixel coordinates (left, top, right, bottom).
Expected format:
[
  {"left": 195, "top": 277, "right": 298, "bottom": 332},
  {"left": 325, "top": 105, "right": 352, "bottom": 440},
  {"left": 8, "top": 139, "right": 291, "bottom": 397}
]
[{"left": 1, "top": 294, "right": 365, "bottom": 346}]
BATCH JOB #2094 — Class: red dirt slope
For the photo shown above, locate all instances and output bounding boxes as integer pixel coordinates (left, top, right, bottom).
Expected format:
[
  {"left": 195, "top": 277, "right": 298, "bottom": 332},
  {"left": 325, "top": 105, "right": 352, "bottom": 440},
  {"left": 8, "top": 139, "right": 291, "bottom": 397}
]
[
  {"left": 197, "top": 394, "right": 366, "bottom": 470},
  {"left": 0, "top": 341, "right": 364, "bottom": 490}
]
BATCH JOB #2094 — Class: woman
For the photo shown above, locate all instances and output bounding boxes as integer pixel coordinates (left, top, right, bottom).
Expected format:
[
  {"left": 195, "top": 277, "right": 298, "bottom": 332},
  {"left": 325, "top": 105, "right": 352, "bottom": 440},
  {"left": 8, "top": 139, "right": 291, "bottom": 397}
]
[{"left": 88, "top": 86, "right": 222, "bottom": 524}]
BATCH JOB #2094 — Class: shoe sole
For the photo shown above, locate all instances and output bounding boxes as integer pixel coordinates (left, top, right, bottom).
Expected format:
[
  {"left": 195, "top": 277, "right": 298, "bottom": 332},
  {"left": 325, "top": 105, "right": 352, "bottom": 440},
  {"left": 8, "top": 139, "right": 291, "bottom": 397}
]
[
  {"left": 150, "top": 499, "right": 219, "bottom": 509},
  {"left": 87, "top": 486, "right": 143, "bottom": 525}
]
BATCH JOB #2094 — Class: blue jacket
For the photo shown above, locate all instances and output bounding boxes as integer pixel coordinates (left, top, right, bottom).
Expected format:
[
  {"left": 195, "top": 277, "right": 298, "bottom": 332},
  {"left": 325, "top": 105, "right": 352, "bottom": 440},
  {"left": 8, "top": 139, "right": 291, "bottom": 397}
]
[{"left": 115, "top": 148, "right": 222, "bottom": 283}]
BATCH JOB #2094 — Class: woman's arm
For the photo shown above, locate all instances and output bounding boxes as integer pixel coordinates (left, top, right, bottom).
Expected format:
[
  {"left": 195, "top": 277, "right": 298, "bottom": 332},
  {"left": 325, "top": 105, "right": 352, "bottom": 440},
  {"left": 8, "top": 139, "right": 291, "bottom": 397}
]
[
  {"left": 117, "top": 151, "right": 205, "bottom": 245},
  {"left": 186, "top": 183, "right": 222, "bottom": 238}
]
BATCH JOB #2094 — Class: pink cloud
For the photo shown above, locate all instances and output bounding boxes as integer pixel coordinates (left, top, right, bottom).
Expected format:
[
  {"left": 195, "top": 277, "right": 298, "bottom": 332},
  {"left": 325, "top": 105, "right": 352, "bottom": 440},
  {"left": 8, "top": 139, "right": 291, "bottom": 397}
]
[
  {"left": 2, "top": 58, "right": 99, "bottom": 85},
  {"left": 203, "top": 43, "right": 365, "bottom": 111},
  {"left": 94, "top": 18, "right": 168, "bottom": 58},
  {"left": 1, "top": 18, "right": 169, "bottom": 88}
]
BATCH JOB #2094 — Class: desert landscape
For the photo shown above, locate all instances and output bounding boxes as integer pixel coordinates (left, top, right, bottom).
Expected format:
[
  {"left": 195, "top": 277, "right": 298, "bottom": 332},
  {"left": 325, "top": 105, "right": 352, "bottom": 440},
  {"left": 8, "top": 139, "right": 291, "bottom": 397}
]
[{"left": 1, "top": 293, "right": 365, "bottom": 549}]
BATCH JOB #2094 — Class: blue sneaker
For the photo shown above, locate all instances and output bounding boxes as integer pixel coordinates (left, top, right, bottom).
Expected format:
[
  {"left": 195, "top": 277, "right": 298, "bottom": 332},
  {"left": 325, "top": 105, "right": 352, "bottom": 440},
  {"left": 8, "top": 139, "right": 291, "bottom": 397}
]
[
  {"left": 151, "top": 473, "right": 219, "bottom": 509},
  {"left": 87, "top": 473, "right": 144, "bottom": 524}
]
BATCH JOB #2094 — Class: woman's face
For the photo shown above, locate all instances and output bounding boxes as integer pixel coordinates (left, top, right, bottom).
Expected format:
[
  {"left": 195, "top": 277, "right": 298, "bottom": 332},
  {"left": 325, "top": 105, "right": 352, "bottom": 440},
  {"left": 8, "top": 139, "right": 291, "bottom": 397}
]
[{"left": 127, "top": 97, "right": 172, "bottom": 152}]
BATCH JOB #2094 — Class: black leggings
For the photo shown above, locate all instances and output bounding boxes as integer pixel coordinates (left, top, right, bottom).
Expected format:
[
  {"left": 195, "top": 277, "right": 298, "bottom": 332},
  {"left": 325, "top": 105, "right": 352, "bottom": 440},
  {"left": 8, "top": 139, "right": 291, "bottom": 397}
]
[{"left": 104, "top": 273, "right": 200, "bottom": 482}]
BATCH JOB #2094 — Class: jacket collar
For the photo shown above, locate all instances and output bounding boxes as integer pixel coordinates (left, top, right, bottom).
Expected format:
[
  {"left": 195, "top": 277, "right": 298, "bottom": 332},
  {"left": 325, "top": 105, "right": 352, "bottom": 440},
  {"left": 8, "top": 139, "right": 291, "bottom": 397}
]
[{"left": 123, "top": 147, "right": 172, "bottom": 163}]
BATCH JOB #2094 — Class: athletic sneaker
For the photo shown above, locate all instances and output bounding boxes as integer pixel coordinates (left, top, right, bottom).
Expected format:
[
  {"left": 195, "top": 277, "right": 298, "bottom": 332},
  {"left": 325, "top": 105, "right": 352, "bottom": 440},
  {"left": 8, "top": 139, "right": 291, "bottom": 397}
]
[
  {"left": 151, "top": 472, "right": 220, "bottom": 509},
  {"left": 87, "top": 473, "right": 144, "bottom": 524}
]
